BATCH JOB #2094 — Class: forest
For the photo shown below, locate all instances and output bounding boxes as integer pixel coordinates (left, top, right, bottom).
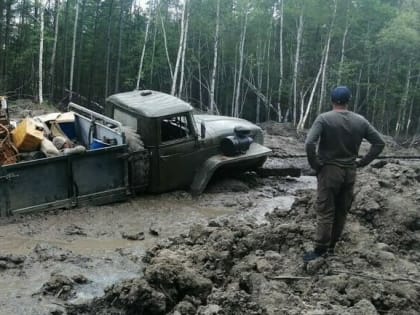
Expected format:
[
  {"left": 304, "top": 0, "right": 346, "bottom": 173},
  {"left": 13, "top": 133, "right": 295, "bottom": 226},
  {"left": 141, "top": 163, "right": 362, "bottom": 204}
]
[{"left": 0, "top": 0, "right": 419, "bottom": 137}]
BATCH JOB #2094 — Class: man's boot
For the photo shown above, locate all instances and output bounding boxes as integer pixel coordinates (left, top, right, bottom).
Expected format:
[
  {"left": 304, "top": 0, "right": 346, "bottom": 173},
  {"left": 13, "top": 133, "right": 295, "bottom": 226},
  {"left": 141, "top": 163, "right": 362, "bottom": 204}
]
[{"left": 303, "top": 247, "right": 327, "bottom": 262}]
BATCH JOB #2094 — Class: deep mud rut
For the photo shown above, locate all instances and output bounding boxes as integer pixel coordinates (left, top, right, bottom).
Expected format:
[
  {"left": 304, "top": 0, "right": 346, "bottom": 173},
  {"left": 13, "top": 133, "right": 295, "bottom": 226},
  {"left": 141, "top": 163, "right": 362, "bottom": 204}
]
[{"left": 1, "top": 125, "right": 420, "bottom": 315}]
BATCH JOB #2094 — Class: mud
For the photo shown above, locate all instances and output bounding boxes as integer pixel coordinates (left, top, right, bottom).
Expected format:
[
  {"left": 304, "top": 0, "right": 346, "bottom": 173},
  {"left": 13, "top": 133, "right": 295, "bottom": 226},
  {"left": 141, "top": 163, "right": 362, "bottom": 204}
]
[{"left": 0, "top": 121, "right": 419, "bottom": 315}]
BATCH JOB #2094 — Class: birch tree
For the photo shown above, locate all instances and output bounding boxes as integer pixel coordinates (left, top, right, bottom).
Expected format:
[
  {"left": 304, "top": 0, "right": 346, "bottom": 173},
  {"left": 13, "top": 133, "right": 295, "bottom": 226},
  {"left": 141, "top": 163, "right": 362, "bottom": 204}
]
[
  {"left": 38, "top": 0, "right": 44, "bottom": 104},
  {"left": 395, "top": 61, "right": 412, "bottom": 136},
  {"left": 297, "top": 48, "right": 325, "bottom": 130},
  {"left": 317, "top": 0, "right": 337, "bottom": 115},
  {"left": 178, "top": 10, "right": 189, "bottom": 97},
  {"left": 337, "top": 0, "right": 350, "bottom": 85},
  {"left": 255, "top": 42, "right": 263, "bottom": 123},
  {"left": 159, "top": 8, "right": 174, "bottom": 80},
  {"left": 49, "top": 0, "right": 60, "bottom": 101},
  {"left": 277, "top": 0, "right": 284, "bottom": 122},
  {"left": 292, "top": 6, "right": 304, "bottom": 124},
  {"left": 136, "top": 0, "right": 154, "bottom": 90},
  {"left": 115, "top": 1, "right": 124, "bottom": 93},
  {"left": 0, "top": 1, "right": 3, "bottom": 82},
  {"left": 265, "top": 19, "right": 272, "bottom": 121},
  {"left": 233, "top": 7, "right": 249, "bottom": 118},
  {"left": 75, "top": 0, "right": 86, "bottom": 92},
  {"left": 104, "top": 0, "right": 114, "bottom": 98},
  {"left": 209, "top": 0, "right": 220, "bottom": 114},
  {"left": 0, "top": 0, "right": 418, "bottom": 137},
  {"left": 171, "top": 0, "right": 188, "bottom": 95},
  {"left": 405, "top": 74, "right": 420, "bottom": 136},
  {"left": 69, "top": 0, "right": 79, "bottom": 100},
  {"left": 61, "top": 0, "right": 70, "bottom": 96}
]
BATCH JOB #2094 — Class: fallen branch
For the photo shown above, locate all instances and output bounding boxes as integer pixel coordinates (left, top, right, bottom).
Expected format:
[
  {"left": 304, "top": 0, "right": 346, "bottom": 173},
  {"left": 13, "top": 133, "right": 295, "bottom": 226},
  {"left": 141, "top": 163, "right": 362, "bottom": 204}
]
[
  {"left": 331, "top": 269, "right": 420, "bottom": 285},
  {"left": 243, "top": 78, "right": 280, "bottom": 116},
  {"left": 55, "top": 287, "right": 64, "bottom": 298},
  {"left": 268, "top": 275, "right": 310, "bottom": 281}
]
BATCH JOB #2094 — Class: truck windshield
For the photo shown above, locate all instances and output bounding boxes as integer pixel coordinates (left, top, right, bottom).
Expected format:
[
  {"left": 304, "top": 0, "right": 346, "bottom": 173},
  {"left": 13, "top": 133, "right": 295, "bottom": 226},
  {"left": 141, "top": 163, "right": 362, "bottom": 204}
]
[{"left": 161, "top": 114, "right": 191, "bottom": 142}]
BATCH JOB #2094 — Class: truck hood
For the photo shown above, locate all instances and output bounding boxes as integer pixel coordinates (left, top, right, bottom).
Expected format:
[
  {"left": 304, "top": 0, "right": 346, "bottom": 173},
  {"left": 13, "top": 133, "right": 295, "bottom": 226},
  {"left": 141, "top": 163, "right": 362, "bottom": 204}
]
[{"left": 193, "top": 114, "right": 264, "bottom": 145}]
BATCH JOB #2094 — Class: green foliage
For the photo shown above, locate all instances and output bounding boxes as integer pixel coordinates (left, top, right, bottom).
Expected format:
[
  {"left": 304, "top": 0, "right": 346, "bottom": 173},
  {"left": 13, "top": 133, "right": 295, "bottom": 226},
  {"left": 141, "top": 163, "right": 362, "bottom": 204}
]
[
  {"left": 0, "top": 0, "right": 419, "bottom": 135},
  {"left": 378, "top": 11, "right": 420, "bottom": 53}
]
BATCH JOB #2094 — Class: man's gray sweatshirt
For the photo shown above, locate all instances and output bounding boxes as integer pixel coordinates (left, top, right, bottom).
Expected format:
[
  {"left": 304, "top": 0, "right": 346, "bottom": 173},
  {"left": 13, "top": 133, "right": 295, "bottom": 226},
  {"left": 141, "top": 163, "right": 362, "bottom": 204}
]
[{"left": 305, "top": 110, "right": 385, "bottom": 170}]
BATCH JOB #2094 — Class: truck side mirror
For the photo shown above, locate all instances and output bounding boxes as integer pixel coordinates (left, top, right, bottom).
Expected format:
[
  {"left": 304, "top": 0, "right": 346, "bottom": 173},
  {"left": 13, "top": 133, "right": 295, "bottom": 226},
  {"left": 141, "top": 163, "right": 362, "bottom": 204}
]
[{"left": 200, "top": 121, "right": 206, "bottom": 139}]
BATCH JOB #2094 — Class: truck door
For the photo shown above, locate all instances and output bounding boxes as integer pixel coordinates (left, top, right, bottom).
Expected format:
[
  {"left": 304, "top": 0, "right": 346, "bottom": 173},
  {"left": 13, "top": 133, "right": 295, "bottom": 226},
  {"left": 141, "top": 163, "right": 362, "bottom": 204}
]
[{"left": 157, "top": 113, "right": 200, "bottom": 192}]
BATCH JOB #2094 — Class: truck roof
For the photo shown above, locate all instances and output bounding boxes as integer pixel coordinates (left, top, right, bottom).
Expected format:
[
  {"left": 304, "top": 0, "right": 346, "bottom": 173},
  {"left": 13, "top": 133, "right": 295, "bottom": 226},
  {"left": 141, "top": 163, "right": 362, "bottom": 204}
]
[{"left": 106, "top": 90, "right": 193, "bottom": 118}]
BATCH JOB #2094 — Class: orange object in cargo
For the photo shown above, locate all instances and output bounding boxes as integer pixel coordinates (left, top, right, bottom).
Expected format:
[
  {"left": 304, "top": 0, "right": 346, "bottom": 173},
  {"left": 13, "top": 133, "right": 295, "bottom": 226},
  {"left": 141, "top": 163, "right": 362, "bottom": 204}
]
[
  {"left": 0, "top": 124, "right": 18, "bottom": 165},
  {"left": 11, "top": 118, "right": 44, "bottom": 152}
]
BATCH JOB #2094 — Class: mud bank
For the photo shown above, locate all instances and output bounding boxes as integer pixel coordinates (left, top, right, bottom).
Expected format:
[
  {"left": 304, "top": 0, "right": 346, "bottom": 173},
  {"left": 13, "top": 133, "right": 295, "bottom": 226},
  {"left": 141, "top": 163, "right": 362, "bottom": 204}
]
[{"left": 65, "top": 160, "right": 420, "bottom": 315}]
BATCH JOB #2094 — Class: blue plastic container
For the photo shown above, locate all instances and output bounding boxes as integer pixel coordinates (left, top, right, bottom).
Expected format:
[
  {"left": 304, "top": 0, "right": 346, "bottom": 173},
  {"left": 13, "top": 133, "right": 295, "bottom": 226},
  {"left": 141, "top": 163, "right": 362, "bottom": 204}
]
[
  {"left": 90, "top": 138, "right": 110, "bottom": 150},
  {"left": 59, "top": 122, "right": 76, "bottom": 140}
]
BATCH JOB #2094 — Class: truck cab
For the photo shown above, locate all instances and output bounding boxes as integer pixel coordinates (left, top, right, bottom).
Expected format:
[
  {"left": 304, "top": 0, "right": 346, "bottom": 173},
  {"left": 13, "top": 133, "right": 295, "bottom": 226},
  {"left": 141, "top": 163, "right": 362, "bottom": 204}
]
[{"left": 105, "top": 90, "right": 271, "bottom": 194}]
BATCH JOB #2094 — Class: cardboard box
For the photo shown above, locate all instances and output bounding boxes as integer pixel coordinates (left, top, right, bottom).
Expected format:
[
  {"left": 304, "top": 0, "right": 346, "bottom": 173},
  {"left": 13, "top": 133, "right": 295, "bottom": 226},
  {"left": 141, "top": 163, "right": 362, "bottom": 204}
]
[{"left": 12, "top": 118, "right": 44, "bottom": 152}]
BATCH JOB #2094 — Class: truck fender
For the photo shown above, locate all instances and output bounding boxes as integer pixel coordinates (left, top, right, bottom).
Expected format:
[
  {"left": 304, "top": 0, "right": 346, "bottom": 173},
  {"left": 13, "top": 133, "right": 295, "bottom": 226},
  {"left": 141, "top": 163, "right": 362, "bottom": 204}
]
[{"left": 190, "top": 142, "right": 271, "bottom": 195}]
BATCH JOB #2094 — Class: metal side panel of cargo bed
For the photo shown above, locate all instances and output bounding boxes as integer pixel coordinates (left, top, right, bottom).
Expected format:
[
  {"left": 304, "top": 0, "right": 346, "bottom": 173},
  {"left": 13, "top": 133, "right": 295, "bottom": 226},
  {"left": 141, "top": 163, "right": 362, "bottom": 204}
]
[{"left": 0, "top": 145, "right": 129, "bottom": 216}]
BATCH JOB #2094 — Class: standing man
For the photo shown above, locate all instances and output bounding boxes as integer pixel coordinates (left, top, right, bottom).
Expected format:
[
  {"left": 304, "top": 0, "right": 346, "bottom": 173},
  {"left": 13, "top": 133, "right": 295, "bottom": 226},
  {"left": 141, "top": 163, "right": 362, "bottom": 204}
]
[{"left": 303, "top": 86, "right": 385, "bottom": 262}]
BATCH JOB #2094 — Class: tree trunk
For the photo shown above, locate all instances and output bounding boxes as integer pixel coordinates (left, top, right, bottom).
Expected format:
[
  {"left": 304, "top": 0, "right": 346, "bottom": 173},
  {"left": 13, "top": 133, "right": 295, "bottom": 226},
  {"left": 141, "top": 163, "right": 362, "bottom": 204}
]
[
  {"left": 371, "top": 62, "right": 380, "bottom": 125},
  {"left": 231, "top": 51, "right": 238, "bottom": 116},
  {"left": 0, "top": 0, "right": 4, "bottom": 84},
  {"left": 115, "top": 0, "right": 131, "bottom": 93},
  {"left": 69, "top": 0, "right": 79, "bottom": 101},
  {"left": 105, "top": 0, "right": 114, "bottom": 98},
  {"left": 61, "top": 0, "right": 70, "bottom": 97},
  {"left": 298, "top": 87, "right": 310, "bottom": 128},
  {"left": 159, "top": 8, "right": 173, "bottom": 80},
  {"left": 364, "top": 23, "right": 371, "bottom": 116},
  {"left": 354, "top": 68, "right": 362, "bottom": 113},
  {"left": 395, "top": 61, "right": 412, "bottom": 137},
  {"left": 381, "top": 56, "right": 391, "bottom": 133},
  {"left": 38, "top": 1, "right": 44, "bottom": 104},
  {"left": 265, "top": 23, "right": 272, "bottom": 122},
  {"left": 76, "top": 0, "right": 86, "bottom": 93},
  {"left": 178, "top": 10, "right": 189, "bottom": 97},
  {"left": 297, "top": 48, "right": 325, "bottom": 130},
  {"left": 256, "top": 42, "right": 263, "bottom": 123},
  {"left": 5, "top": 0, "right": 12, "bottom": 76},
  {"left": 209, "top": 0, "right": 220, "bottom": 114},
  {"left": 405, "top": 74, "right": 420, "bottom": 136},
  {"left": 277, "top": 0, "right": 284, "bottom": 122},
  {"left": 87, "top": 0, "right": 101, "bottom": 104},
  {"left": 197, "top": 34, "right": 203, "bottom": 110},
  {"left": 49, "top": 0, "right": 60, "bottom": 102},
  {"left": 317, "top": 0, "right": 337, "bottom": 115},
  {"left": 297, "top": 47, "right": 325, "bottom": 130},
  {"left": 292, "top": 8, "right": 304, "bottom": 125},
  {"left": 337, "top": 0, "right": 350, "bottom": 86},
  {"left": 171, "top": 0, "right": 187, "bottom": 95},
  {"left": 149, "top": 5, "right": 159, "bottom": 86},
  {"left": 234, "top": 9, "right": 248, "bottom": 118},
  {"left": 136, "top": 0, "right": 154, "bottom": 90}
]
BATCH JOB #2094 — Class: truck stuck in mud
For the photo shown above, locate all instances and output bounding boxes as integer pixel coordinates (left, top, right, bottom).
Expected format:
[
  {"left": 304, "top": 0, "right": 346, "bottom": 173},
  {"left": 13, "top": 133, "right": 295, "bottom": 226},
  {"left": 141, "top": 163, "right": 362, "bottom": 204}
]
[{"left": 0, "top": 90, "right": 271, "bottom": 216}]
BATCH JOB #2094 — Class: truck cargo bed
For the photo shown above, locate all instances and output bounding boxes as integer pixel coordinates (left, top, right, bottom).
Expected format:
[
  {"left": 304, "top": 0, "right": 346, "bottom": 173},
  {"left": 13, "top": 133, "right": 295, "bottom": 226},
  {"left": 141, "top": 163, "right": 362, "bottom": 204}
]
[{"left": 0, "top": 105, "right": 130, "bottom": 216}]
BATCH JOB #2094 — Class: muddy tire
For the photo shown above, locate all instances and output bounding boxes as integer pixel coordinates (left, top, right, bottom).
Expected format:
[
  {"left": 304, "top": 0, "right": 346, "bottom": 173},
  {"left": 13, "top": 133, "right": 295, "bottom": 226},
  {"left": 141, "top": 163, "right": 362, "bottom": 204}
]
[{"left": 122, "top": 126, "right": 150, "bottom": 194}]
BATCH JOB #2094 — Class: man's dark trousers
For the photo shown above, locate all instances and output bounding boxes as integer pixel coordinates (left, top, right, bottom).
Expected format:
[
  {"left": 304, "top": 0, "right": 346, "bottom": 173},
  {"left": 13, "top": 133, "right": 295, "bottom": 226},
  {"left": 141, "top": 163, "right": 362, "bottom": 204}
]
[{"left": 315, "top": 164, "right": 356, "bottom": 250}]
